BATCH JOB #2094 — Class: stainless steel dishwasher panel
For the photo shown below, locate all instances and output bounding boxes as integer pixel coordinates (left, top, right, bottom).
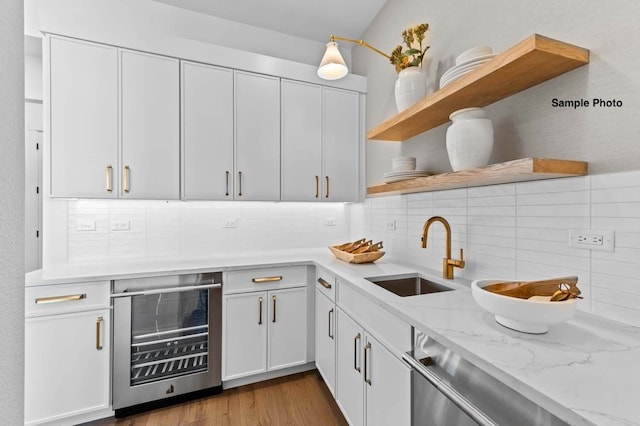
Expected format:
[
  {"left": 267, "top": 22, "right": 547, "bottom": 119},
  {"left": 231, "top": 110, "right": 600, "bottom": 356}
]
[{"left": 405, "top": 331, "right": 569, "bottom": 426}]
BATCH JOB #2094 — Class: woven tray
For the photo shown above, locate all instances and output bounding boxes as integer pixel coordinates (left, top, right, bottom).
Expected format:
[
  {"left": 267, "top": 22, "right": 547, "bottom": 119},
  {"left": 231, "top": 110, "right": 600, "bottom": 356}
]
[{"left": 329, "top": 246, "right": 385, "bottom": 264}]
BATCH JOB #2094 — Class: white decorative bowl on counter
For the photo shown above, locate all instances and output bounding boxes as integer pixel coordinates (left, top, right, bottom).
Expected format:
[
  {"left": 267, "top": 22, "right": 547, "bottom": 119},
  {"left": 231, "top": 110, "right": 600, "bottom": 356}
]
[{"left": 471, "top": 279, "right": 578, "bottom": 334}]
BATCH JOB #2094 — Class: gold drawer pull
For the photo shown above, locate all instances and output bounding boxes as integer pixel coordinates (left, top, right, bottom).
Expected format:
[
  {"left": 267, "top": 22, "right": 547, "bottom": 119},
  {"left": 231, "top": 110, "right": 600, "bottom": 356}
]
[
  {"left": 317, "top": 277, "right": 332, "bottom": 289},
  {"left": 252, "top": 276, "right": 282, "bottom": 283},
  {"left": 35, "top": 293, "right": 87, "bottom": 304}
]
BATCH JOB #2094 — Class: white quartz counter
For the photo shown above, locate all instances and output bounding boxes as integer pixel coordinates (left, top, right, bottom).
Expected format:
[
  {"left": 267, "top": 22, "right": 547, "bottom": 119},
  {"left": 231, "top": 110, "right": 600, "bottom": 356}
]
[{"left": 27, "top": 249, "right": 640, "bottom": 425}]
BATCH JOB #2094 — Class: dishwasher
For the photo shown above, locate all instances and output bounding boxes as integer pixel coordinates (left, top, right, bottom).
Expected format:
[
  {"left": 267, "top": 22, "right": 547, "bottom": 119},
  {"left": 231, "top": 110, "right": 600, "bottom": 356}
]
[
  {"left": 403, "top": 329, "right": 569, "bottom": 425},
  {"left": 111, "top": 272, "right": 222, "bottom": 417}
]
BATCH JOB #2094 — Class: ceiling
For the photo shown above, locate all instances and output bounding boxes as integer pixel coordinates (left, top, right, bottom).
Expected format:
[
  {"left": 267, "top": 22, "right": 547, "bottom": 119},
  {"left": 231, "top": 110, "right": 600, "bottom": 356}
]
[{"left": 153, "top": 0, "right": 388, "bottom": 44}]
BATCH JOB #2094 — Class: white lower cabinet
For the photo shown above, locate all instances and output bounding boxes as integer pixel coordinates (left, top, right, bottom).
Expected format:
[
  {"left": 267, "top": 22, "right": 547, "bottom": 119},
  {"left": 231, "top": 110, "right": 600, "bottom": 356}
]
[
  {"left": 315, "top": 289, "right": 336, "bottom": 395},
  {"left": 223, "top": 284, "right": 307, "bottom": 380},
  {"left": 25, "top": 309, "right": 110, "bottom": 425},
  {"left": 336, "top": 308, "right": 411, "bottom": 426}
]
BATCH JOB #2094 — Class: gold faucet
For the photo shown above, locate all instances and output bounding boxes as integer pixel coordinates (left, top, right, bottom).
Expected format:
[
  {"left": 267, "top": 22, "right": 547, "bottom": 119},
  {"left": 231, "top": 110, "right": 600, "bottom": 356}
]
[{"left": 421, "top": 216, "right": 465, "bottom": 279}]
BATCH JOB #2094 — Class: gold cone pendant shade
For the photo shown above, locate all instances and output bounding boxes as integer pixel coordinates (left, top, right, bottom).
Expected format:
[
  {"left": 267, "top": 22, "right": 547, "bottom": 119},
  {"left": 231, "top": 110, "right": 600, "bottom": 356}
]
[{"left": 317, "top": 41, "right": 348, "bottom": 80}]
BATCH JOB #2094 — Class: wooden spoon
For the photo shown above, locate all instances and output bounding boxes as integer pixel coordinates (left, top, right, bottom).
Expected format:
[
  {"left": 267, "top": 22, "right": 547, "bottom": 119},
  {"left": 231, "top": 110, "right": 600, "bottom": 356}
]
[{"left": 483, "top": 276, "right": 580, "bottom": 299}]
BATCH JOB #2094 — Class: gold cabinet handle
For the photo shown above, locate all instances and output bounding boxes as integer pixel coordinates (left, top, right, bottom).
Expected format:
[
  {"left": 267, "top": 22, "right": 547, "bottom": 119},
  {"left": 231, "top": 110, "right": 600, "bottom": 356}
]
[
  {"left": 325, "top": 176, "right": 330, "bottom": 198},
  {"left": 315, "top": 175, "right": 319, "bottom": 198},
  {"left": 252, "top": 276, "right": 282, "bottom": 283},
  {"left": 258, "top": 296, "right": 263, "bottom": 325},
  {"left": 317, "top": 277, "right": 332, "bottom": 289},
  {"left": 364, "top": 342, "right": 372, "bottom": 385},
  {"left": 96, "top": 316, "right": 104, "bottom": 350},
  {"left": 225, "top": 171, "right": 230, "bottom": 196},
  {"left": 272, "top": 295, "right": 277, "bottom": 323},
  {"left": 238, "top": 171, "right": 243, "bottom": 197},
  {"left": 106, "top": 165, "right": 113, "bottom": 192},
  {"left": 123, "top": 165, "right": 130, "bottom": 193},
  {"left": 35, "top": 293, "right": 86, "bottom": 304},
  {"left": 328, "top": 308, "right": 334, "bottom": 340},
  {"left": 354, "top": 333, "right": 362, "bottom": 372}
]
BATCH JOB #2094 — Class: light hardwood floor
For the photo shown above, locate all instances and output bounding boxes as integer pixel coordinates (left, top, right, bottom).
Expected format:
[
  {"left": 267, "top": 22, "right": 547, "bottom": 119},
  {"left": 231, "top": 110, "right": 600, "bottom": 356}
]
[{"left": 89, "top": 371, "right": 347, "bottom": 426}]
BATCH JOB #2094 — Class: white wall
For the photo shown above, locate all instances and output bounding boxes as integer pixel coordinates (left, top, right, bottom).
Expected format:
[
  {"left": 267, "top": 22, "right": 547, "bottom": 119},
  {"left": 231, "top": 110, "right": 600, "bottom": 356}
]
[
  {"left": 0, "top": 0, "right": 25, "bottom": 422},
  {"left": 354, "top": 0, "right": 640, "bottom": 185},
  {"left": 24, "top": 53, "right": 42, "bottom": 100}
]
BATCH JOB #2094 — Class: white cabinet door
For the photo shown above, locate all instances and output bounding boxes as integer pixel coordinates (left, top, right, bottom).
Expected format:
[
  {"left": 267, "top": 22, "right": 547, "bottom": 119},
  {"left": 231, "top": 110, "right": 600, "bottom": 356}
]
[
  {"left": 323, "top": 88, "right": 360, "bottom": 201},
  {"left": 223, "top": 291, "right": 267, "bottom": 380},
  {"left": 267, "top": 287, "right": 307, "bottom": 370},
  {"left": 25, "top": 310, "right": 110, "bottom": 425},
  {"left": 181, "top": 61, "right": 234, "bottom": 200},
  {"left": 121, "top": 50, "right": 180, "bottom": 199},
  {"left": 364, "top": 333, "right": 411, "bottom": 426},
  {"left": 336, "top": 309, "right": 365, "bottom": 426},
  {"left": 49, "top": 37, "right": 118, "bottom": 198},
  {"left": 315, "top": 289, "right": 336, "bottom": 395},
  {"left": 234, "top": 71, "right": 281, "bottom": 200},
  {"left": 281, "top": 80, "right": 322, "bottom": 201}
]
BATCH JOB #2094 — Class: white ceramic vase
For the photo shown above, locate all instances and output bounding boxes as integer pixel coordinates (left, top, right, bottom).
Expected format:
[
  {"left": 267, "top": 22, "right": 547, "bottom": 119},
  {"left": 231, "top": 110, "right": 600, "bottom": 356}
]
[
  {"left": 446, "top": 107, "right": 494, "bottom": 171},
  {"left": 394, "top": 67, "right": 426, "bottom": 112}
]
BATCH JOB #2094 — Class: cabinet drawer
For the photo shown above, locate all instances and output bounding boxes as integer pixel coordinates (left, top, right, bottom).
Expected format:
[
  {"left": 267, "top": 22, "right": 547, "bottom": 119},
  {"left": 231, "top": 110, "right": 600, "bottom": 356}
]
[
  {"left": 25, "top": 281, "right": 110, "bottom": 318},
  {"left": 224, "top": 266, "right": 307, "bottom": 294},
  {"left": 316, "top": 267, "right": 336, "bottom": 302},
  {"left": 338, "top": 282, "right": 411, "bottom": 356}
]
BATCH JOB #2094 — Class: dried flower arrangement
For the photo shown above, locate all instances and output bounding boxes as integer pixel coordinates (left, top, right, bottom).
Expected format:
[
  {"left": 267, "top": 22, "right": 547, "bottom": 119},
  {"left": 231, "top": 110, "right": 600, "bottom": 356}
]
[{"left": 389, "top": 23, "right": 430, "bottom": 73}]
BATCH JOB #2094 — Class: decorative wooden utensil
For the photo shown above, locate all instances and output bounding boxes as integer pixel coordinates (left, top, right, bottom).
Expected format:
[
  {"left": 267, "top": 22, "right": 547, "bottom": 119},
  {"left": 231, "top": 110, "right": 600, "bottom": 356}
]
[{"left": 483, "top": 276, "right": 581, "bottom": 300}]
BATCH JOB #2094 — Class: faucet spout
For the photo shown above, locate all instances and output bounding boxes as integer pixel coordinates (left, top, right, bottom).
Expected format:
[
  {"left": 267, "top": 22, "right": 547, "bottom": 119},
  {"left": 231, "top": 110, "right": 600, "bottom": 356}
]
[{"left": 421, "top": 216, "right": 464, "bottom": 279}]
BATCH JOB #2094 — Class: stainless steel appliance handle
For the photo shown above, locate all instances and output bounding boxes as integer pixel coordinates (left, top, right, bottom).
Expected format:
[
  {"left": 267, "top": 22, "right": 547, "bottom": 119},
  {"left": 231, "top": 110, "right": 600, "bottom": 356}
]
[
  {"left": 402, "top": 352, "right": 499, "bottom": 426},
  {"left": 111, "top": 283, "right": 221, "bottom": 298}
]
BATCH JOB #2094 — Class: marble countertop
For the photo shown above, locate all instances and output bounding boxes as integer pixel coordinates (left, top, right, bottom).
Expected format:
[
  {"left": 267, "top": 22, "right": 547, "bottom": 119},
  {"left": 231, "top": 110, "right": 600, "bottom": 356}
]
[{"left": 27, "top": 249, "right": 640, "bottom": 425}]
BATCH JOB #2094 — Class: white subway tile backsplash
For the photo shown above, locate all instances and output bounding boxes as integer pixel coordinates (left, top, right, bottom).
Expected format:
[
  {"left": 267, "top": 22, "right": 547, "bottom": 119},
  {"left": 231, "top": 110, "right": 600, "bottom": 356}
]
[
  {"left": 358, "top": 173, "right": 639, "bottom": 327},
  {"left": 60, "top": 171, "right": 640, "bottom": 327}
]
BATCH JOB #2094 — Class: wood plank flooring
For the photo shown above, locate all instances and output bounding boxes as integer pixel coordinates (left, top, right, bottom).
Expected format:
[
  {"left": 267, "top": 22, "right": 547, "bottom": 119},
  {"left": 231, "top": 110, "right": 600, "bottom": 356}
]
[{"left": 89, "top": 371, "right": 347, "bottom": 426}]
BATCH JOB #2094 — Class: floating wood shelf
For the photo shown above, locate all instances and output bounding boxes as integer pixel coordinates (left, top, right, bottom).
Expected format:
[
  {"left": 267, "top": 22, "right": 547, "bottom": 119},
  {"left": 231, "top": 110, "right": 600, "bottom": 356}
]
[
  {"left": 367, "top": 158, "right": 588, "bottom": 197},
  {"left": 367, "top": 34, "right": 589, "bottom": 141}
]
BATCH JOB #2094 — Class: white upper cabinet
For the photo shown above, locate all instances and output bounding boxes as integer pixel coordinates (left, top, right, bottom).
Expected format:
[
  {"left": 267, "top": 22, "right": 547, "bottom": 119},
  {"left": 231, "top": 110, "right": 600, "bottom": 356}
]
[
  {"left": 181, "top": 62, "right": 234, "bottom": 200},
  {"left": 234, "top": 71, "right": 281, "bottom": 201},
  {"left": 281, "top": 83, "right": 361, "bottom": 202},
  {"left": 281, "top": 80, "right": 323, "bottom": 201},
  {"left": 49, "top": 37, "right": 118, "bottom": 198},
  {"left": 120, "top": 50, "right": 180, "bottom": 199},
  {"left": 323, "top": 88, "right": 360, "bottom": 201}
]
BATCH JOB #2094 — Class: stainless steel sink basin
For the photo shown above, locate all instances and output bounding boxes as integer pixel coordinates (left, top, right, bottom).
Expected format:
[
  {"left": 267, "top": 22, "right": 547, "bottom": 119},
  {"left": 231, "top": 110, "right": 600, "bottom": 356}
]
[{"left": 366, "top": 274, "right": 455, "bottom": 297}]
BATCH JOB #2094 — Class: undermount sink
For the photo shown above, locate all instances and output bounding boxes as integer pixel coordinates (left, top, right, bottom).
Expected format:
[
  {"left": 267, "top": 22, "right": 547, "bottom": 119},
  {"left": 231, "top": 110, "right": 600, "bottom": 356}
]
[{"left": 365, "top": 274, "right": 455, "bottom": 297}]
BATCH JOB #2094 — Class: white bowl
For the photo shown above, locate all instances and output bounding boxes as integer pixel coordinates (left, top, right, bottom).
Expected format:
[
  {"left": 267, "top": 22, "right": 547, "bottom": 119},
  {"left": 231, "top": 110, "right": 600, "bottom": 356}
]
[
  {"left": 392, "top": 156, "right": 416, "bottom": 163},
  {"left": 456, "top": 46, "right": 493, "bottom": 65},
  {"left": 471, "top": 279, "right": 578, "bottom": 334}
]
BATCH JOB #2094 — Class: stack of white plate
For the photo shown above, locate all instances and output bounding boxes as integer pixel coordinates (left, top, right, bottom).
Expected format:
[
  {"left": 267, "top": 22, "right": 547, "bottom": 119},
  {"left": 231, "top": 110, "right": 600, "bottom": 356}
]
[
  {"left": 383, "top": 170, "right": 430, "bottom": 184},
  {"left": 439, "top": 46, "right": 496, "bottom": 89},
  {"left": 392, "top": 156, "right": 417, "bottom": 171}
]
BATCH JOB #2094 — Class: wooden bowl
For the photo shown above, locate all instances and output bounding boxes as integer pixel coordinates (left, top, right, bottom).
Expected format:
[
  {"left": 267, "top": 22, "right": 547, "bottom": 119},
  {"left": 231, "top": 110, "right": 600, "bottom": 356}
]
[{"left": 329, "top": 246, "right": 385, "bottom": 264}]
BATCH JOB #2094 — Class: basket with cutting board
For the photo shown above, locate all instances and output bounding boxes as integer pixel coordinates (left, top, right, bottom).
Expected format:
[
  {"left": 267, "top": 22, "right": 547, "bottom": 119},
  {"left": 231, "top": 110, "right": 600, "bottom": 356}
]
[{"left": 329, "top": 238, "right": 385, "bottom": 264}]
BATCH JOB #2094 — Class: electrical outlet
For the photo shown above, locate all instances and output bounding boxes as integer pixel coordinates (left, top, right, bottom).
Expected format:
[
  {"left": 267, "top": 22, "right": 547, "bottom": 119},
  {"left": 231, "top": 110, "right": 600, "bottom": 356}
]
[
  {"left": 568, "top": 229, "right": 614, "bottom": 251},
  {"left": 77, "top": 220, "right": 96, "bottom": 231},
  {"left": 324, "top": 217, "right": 336, "bottom": 226},
  {"left": 111, "top": 220, "right": 130, "bottom": 231},
  {"left": 386, "top": 220, "right": 396, "bottom": 231},
  {"left": 223, "top": 219, "right": 238, "bottom": 228}
]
